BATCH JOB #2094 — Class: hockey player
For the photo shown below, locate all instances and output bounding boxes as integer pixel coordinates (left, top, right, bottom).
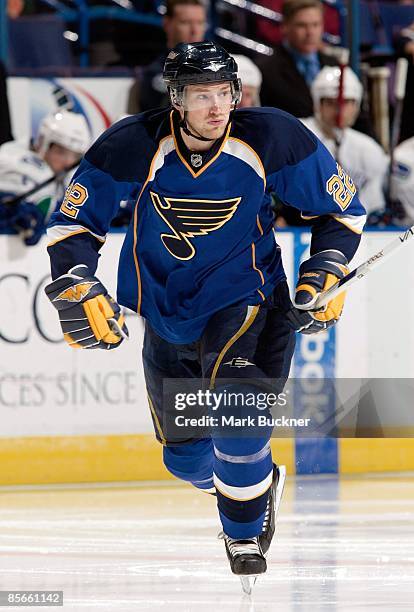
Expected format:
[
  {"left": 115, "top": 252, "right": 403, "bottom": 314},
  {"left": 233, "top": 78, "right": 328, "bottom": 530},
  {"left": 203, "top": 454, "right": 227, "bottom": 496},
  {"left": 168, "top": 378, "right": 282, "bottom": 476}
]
[
  {"left": 302, "top": 66, "right": 389, "bottom": 215},
  {"left": 0, "top": 110, "right": 89, "bottom": 245},
  {"left": 232, "top": 55, "right": 262, "bottom": 108},
  {"left": 390, "top": 136, "right": 414, "bottom": 225},
  {"left": 44, "top": 42, "right": 366, "bottom": 592}
]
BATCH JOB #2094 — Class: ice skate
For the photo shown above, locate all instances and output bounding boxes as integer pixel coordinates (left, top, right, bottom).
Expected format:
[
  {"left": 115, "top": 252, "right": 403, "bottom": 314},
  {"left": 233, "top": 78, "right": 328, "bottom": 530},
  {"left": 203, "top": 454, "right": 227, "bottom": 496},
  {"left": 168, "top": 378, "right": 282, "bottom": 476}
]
[
  {"left": 222, "top": 533, "right": 266, "bottom": 595},
  {"left": 259, "top": 464, "right": 286, "bottom": 555}
]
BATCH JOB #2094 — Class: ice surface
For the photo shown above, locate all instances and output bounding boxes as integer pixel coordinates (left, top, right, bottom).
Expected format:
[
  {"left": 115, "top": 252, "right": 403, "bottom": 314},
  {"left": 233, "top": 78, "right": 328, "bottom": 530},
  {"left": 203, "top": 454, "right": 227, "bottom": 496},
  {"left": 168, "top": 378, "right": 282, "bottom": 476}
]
[{"left": 0, "top": 475, "right": 413, "bottom": 611}]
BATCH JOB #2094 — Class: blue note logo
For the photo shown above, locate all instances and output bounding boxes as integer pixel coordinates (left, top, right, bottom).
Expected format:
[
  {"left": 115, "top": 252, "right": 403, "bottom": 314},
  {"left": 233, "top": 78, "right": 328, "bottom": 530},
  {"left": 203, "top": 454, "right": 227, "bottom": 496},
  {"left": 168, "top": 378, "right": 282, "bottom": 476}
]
[{"left": 150, "top": 192, "right": 241, "bottom": 260}]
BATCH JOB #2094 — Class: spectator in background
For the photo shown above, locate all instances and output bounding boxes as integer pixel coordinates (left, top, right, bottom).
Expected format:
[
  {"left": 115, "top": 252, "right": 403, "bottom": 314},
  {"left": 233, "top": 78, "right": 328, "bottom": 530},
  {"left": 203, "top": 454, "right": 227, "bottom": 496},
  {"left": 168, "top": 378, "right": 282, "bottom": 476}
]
[
  {"left": 394, "top": 21, "right": 414, "bottom": 142},
  {"left": 7, "top": 0, "right": 24, "bottom": 18},
  {"left": 258, "top": 0, "right": 337, "bottom": 117},
  {"left": 255, "top": 0, "right": 339, "bottom": 49},
  {"left": 232, "top": 55, "right": 262, "bottom": 107},
  {"left": 127, "top": 0, "right": 207, "bottom": 114},
  {"left": 302, "top": 66, "right": 388, "bottom": 215},
  {"left": 0, "top": 111, "right": 90, "bottom": 245}
]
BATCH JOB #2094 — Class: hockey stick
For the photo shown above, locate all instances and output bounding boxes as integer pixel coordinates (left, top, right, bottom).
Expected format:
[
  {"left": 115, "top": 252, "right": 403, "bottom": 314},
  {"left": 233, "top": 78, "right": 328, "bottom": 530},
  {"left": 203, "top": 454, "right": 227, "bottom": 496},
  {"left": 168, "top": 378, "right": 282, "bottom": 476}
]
[
  {"left": 297, "top": 225, "right": 414, "bottom": 311},
  {"left": 0, "top": 161, "right": 78, "bottom": 207}
]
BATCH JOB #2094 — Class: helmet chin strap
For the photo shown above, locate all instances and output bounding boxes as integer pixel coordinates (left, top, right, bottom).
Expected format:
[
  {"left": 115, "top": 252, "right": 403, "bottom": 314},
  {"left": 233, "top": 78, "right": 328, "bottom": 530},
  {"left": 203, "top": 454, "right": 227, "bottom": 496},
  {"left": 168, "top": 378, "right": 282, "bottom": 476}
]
[{"left": 179, "top": 111, "right": 216, "bottom": 142}]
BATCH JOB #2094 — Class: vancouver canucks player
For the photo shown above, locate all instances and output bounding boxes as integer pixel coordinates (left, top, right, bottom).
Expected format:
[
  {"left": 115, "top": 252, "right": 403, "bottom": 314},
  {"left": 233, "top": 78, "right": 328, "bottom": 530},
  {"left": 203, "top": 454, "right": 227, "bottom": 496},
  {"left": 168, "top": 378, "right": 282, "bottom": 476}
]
[
  {"left": 0, "top": 110, "right": 89, "bottom": 244},
  {"left": 302, "top": 66, "right": 388, "bottom": 215},
  {"left": 44, "top": 42, "right": 366, "bottom": 593}
]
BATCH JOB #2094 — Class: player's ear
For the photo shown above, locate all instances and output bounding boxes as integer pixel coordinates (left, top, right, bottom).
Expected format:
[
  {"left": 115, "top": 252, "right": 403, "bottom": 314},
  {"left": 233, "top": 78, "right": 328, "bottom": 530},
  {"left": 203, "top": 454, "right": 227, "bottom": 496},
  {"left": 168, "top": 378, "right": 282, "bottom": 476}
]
[{"left": 173, "top": 103, "right": 185, "bottom": 119}]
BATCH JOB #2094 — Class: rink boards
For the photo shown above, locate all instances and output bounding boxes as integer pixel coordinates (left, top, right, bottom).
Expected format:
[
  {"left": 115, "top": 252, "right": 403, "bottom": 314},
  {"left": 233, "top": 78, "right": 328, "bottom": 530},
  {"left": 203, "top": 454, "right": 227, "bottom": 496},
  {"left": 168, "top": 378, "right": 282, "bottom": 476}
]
[
  {"left": 1, "top": 230, "right": 414, "bottom": 484},
  {"left": 2, "top": 436, "right": 414, "bottom": 486}
]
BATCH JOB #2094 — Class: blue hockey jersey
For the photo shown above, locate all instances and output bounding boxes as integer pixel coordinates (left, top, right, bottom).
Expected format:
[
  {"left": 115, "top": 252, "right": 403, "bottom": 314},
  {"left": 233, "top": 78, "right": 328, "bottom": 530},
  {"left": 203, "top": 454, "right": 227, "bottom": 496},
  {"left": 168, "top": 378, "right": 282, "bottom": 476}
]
[{"left": 47, "top": 107, "right": 366, "bottom": 344}]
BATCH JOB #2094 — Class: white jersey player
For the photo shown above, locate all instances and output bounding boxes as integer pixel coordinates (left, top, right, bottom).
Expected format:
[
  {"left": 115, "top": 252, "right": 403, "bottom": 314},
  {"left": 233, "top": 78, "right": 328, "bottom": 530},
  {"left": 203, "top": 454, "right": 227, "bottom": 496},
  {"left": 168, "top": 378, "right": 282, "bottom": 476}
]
[
  {"left": 390, "top": 136, "right": 414, "bottom": 224},
  {"left": 0, "top": 111, "right": 90, "bottom": 243},
  {"left": 232, "top": 55, "right": 262, "bottom": 107},
  {"left": 301, "top": 66, "right": 389, "bottom": 215}
]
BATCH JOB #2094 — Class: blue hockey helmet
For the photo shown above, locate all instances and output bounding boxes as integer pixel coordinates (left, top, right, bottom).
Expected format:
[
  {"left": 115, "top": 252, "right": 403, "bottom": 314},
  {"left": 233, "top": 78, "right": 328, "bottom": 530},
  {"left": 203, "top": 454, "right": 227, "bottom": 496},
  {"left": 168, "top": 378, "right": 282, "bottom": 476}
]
[{"left": 163, "top": 41, "right": 242, "bottom": 107}]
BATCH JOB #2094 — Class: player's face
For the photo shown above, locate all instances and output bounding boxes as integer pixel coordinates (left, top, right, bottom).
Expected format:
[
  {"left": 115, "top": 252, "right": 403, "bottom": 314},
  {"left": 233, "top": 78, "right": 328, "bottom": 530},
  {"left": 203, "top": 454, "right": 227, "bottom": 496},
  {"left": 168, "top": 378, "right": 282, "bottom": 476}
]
[
  {"left": 181, "top": 82, "right": 233, "bottom": 139},
  {"left": 44, "top": 143, "right": 81, "bottom": 173},
  {"left": 282, "top": 8, "right": 324, "bottom": 54},
  {"left": 164, "top": 5, "right": 207, "bottom": 48},
  {"left": 319, "top": 98, "right": 359, "bottom": 129}
]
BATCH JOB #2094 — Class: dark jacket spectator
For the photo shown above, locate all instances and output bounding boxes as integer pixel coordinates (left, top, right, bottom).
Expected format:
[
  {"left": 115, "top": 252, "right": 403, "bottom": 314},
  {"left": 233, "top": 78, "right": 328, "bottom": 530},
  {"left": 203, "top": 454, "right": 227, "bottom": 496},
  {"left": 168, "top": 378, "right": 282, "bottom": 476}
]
[
  {"left": 259, "top": 43, "right": 337, "bottom": 117},
  {"left": 258, "top": 0, "right": 338, "bottom": 117},
  {"left": 127, "top": 0, "right": 207, "bottom": 114},
  {"left": 129, "top": 55, "right": 168, "bottom": 113},
  {"left": 255, "top": 0, "right": 339, "bottom": 50}
]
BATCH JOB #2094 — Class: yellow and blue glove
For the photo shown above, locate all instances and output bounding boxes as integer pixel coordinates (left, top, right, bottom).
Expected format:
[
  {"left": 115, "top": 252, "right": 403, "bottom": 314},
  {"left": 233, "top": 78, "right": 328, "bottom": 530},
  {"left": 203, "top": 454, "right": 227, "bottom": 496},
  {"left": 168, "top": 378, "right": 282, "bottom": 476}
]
[
  {"left": 45, "top": 264, "right": 128, "bottom": 349},
  {"left": 286, "top": 249, "right": 349, "bottom": 335}
]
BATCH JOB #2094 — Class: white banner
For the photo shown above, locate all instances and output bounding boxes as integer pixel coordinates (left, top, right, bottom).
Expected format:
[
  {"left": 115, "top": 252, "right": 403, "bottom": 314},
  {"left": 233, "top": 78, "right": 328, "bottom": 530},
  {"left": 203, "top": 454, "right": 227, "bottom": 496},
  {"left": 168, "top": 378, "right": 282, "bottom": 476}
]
[
  {"left": 336, "top": 231, "right": 414, "bottom": 379},
  {"left": 0, "top": 233, "right": 151, "bottom": 438}
]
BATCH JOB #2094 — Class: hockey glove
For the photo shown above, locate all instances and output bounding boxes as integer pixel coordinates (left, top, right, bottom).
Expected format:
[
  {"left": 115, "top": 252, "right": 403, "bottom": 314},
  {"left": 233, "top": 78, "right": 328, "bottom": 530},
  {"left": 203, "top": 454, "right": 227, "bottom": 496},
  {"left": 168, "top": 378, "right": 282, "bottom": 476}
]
[
  {"left": 0, "top": 201, "right": 45, "bottom": 246},
  {"left": 13, "top": 202, "right": 45, "bottom": 246},
  {"left": 286, "top": 249, "right": 349, "bottom": 335},
  {"left": 45, "top": 264, "right": 128, "bottom": 349}
]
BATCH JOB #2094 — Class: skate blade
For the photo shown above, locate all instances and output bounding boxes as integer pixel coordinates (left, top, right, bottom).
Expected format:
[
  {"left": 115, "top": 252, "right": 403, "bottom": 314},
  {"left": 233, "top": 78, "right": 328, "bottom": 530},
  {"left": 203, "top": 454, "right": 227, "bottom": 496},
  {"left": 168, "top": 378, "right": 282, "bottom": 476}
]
[{"left": 240, "top": 575, "right": 257, "bottom": 595}]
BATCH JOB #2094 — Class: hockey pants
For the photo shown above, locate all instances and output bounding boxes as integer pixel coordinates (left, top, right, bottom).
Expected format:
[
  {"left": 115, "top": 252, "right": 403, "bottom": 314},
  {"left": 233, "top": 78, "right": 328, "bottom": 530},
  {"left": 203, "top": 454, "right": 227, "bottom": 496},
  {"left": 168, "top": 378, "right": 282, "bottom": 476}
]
[{"left": 142, "top": 281, "right": 295, "bottom": 539}]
